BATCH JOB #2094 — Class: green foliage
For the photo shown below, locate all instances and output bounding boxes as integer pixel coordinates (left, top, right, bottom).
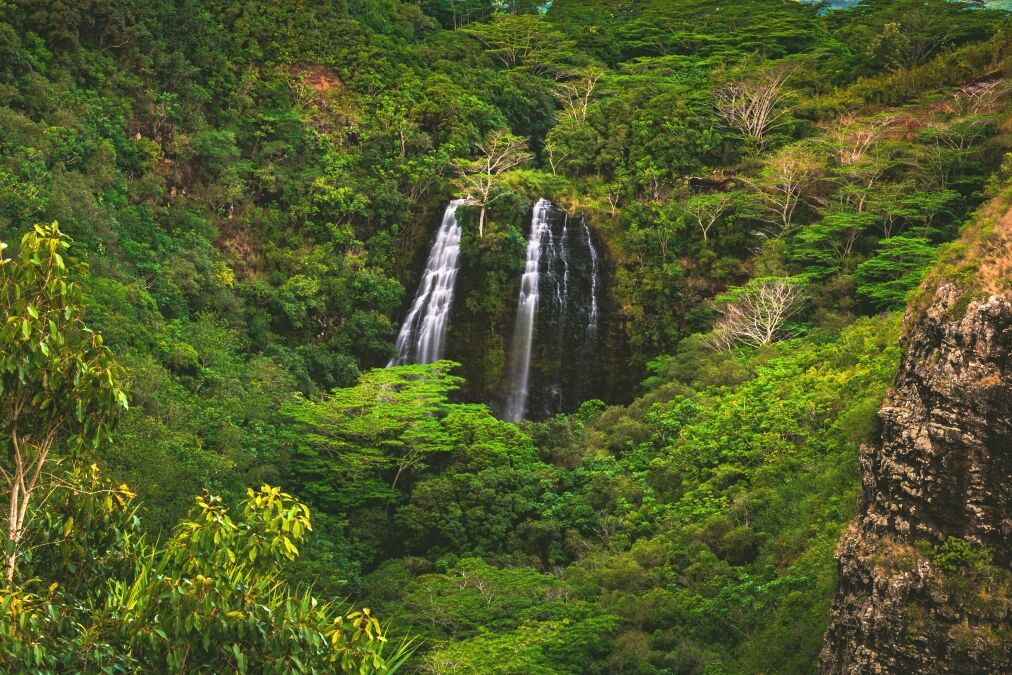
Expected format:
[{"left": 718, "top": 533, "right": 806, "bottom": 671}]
[
  {"left": 377, "top": 557, "right": 619, "bottom": 674},
  {"left": 359, "top": 317, "right": 902, "bottom": 671},
  {"left": 556, "top": 315, "right": 903, "bottom": 672},
  {"left": 831, "top": 0, "right": 1004, "bottom": 73},
  {"left": 0, "top": 471, "right": 409, "bottom": 673},
  {"left": 1, "top": 1, "right": 1010, "bottom": 671},
  {"left": 461, "top": 14, "right": 577, "bottom": 75},
  {"left": 932, "top": 537, "right": 994, "bottom": 574},
  {"left": 285, "top": 362, "right": 461, "bottom": 512},
  {"left": 855, "top": 236, "right": 937, "bottom": 310},
  {"left": 0, "top": 223, "right": 126, "bottom": 451},
  {"left": 0, "top": 223, "right": 127, "bottom": 581}
]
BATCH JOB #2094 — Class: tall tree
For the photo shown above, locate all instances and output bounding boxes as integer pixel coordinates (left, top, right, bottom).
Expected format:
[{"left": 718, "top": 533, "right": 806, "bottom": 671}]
[
  {"left": 284, "top": 362, "right": 462, "bottom": 513},
  {"left": 461, "top": 14, "right": 575, "bottom": 75},
  {"left": 714, "top": 64, "right": 796, "bottom": 150},
  {"left": 452, "top": 130, "right": 533, "bottom": 236},
  {"left": 0, "top": 470, "right": 410, "bottom": 671},
  {"left": 552, "top": 66, "right": 605, "bottom": 121},
  {"left": 0, "top": 224, "right": 127, "bottom": 582},
  {"left": 747, "top": 144, "right": 825, "bottom": 237},
  {"left": 679, "top": 192, "right": 736, "bottom": 243},
  {"left": 707, "top": 277, "right": 806, "bottom": 350},
  {"left": 855, "top": 236, "right": 936, "bottom": 310}
]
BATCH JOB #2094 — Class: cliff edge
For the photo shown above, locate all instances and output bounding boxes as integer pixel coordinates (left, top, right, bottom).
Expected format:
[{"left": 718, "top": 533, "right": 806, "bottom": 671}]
[{"left": 820, "top": 199, "right": 1012, "bottom": 673}]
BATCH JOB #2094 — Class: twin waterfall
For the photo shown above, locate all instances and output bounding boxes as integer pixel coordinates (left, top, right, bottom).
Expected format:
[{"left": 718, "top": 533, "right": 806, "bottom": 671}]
[
  {"left": 388, "top": 200, "right": 465, "bottom": 366},
  {"left": 391, "top": 198, "right": 603, "bottom": 421}
]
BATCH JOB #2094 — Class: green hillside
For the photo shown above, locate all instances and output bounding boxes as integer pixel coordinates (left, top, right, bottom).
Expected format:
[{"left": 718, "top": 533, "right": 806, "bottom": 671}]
[{"left": 1, "top": 0, "right": 1010, "bottom": 672}]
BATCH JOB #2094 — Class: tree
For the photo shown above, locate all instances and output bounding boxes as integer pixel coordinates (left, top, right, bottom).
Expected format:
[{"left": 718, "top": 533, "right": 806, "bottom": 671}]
[
  {"left": 543, "top": 115, "right": 603, "bottom": 178},
  {"left": 461, "top": 14, "right": 575, "bottom": 75},
  {"left": 452, "top": 130, "right": 533, "bottom": 236},
  {"left": 707, "top": 277, "right": 805, "bottom": 350},
  {"left": 826, "top": 115, "right": 899, "bottom": 215},
  {"left": 950, "top": 80, "right": 1003, "bottom": 116},
  {"left": 284, "top": 362, "right": 462, "bottom": 513},
  {"left": 792, "top": 210, "right": 878, "bottom": 277},
  {"left": 854, "top": 236, "right": 936, "bottom": 311},
  {"left": 393, "top": 405, "right": 566, "bottom": 559},
  {"left": 0, "top": 469, "right": 411, "bottom": 672},
  {"left": 747, "top": 144, "right": 824, "bottom": 237},
  {"left": 867, "top": 186, "right": 961, "bottom": 238},
  {"left": 422, "top": 0, "right": 496, "bottom": 29},
  {"left": 0, "top": 224, "right": 127, "bottom": 582},
  {"left": 836, "top": 0, "right": 1002, "bottom": 72},
  {"left": 829, "top": 114, "right": 892, "bottom": 168},
  {"left": 679, "top": 192, "right": 736, "bottom": 243},
  {"left": 714, "top": 65, "right": 796, "bottom": 150},
  {"left": 918, "top": 118, "right": 987, "bottom": 189},
  {"left": 397, "top": 558, "right": 617, "bottom": 673},
  {"left": 544, "top": 134, "right": 571, "bottom": 176},
  {"left": 552, "top": 67, "right": 605, "bottom": 122}
]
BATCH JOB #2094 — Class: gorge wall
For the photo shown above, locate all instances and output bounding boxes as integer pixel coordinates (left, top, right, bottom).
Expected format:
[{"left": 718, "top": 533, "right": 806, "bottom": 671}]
[
  {"left": 505, "top": 201, "right": 607, "bottom": 421},
  {"left": 397, "top": 199, "right": 617, "bottom": 419},
  {"left": 820, "top": 202, "right": 1012, "bottom": 672}
]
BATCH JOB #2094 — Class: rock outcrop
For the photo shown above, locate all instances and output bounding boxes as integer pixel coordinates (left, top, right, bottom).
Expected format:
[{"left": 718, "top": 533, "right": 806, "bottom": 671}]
[{"left": 821, "top": 204, "right": 1012, "bottom": 673}]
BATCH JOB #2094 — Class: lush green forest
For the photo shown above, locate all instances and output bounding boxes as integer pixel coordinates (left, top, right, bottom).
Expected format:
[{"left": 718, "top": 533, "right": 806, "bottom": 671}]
[{"left": 2, "top": 0, "right": 1011, "bottom": 672}]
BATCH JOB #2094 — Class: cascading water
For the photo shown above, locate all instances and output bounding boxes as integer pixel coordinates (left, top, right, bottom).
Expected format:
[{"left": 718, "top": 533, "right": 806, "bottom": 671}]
[
  {"left": 583, "top": 219, "right": 600, "bottom": 340},
  {"left": 388, "top": 199, "right": 465, "bottom": 366},
  {"left": 505, "top": 200, "right": 604, "bottom": 422},
  {"left": 505, "top": 199, "right": 553, "bottom": 422}
]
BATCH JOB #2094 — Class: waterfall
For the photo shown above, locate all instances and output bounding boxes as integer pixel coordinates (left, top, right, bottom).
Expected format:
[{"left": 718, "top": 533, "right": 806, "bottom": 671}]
[
  {"left": 505, "top": 200, "right": 605, "bottom": 422},
  {"left": 505, "top": 199, "right": 553, "bottom": 422},
  {"left": 583, "top": 219, "right": 600, "bottom": 340},
  {"left": 388, "top": 199, "right": 465, "bottom": 366}
]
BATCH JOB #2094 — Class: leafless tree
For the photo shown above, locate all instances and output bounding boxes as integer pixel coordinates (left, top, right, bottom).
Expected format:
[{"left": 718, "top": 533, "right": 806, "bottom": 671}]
[
  {"left": 951, "top": 79, "right": 1004, "bottom": 115},
  {"left": 746, "top": 145, "right": 825, "bottom": 237},
  {"left": 553, "top": 67, "right": 604, "bottom": 121},
  {"left": 830, "top": 114, "right": 896, "bottom": 166},
  {"left": 714, "top": 65, "right": 796, "bottom": 150},
  {"left": 706, "top": 277, "right": 805, "bottom": 351},
  {"left": 680, "top": 192, "right": 735, "bottom": 242},
  {"left": 452, "top": 130, "right": 532, "bottom": 236}
]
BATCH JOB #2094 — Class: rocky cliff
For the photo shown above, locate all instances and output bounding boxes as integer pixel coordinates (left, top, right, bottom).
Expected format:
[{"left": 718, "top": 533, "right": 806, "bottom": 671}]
[{"left": 820, "top": 202, "right": 1012, "bottom": 673}]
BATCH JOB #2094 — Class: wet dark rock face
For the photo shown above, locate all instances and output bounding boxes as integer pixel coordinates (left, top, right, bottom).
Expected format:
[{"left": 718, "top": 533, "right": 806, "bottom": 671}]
[
  {"left": 821, "top": 284, "right": 1012, "bottom": 673},
  {"left": 520, "top": 204, "right": 607, "bottom": 421}
]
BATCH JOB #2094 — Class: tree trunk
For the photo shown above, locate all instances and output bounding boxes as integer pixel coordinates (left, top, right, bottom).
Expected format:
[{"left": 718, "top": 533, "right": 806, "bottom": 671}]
[
  {"left": 4, "top": 432, "right": 50, "bottom": 583},
  {"left": 5, "top": 479, "right": 21, "bottom": 583},
  {"left": 479, "top": 206, "right": 486, "bottom": 237}
]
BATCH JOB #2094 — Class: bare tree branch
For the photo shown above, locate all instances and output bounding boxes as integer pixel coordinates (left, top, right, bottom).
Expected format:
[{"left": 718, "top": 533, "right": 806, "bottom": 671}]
[
  {"left": 744, "top": 145, "right": 825, "bottom": 237},
  {"left": 451, "top": 130, "right": 532, "bottom": 236},
  {"left": 707, "top": 277, "right": 805, "bottom": 350},
  {"left": 552, "top": 67, "right": 605, "bottom": 122},
  {"left": 714, "top": 65, "right": 797, "bottom": 150}
]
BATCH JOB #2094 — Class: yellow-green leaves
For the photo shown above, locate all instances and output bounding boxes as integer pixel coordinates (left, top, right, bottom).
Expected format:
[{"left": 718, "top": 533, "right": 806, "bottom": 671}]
[
  {"left": 1, "top": 222, "right": 126, "bottom": 453},
  {"left": 0, "top": 223, "right": 126, "bottom": 582}
]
